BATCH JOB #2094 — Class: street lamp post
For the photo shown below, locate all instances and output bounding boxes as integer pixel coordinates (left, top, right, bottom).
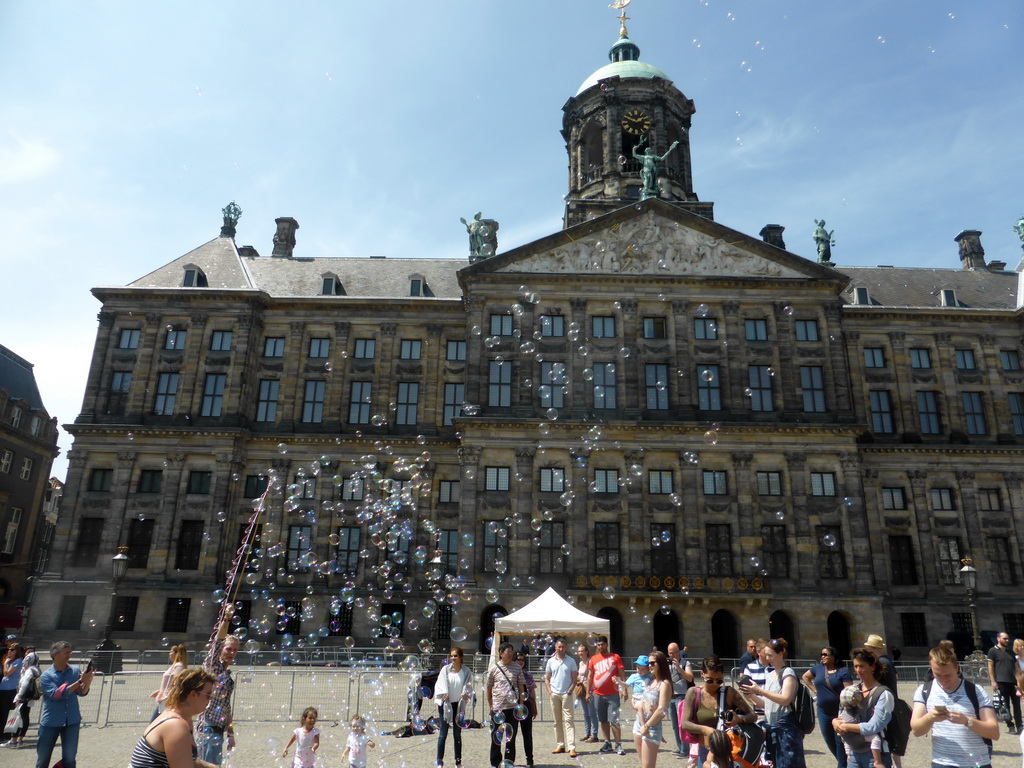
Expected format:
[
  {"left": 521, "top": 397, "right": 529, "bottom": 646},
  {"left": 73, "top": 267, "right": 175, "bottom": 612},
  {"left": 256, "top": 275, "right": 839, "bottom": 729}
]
[
  {"left": 959, "top": 557, "right": 986, "bottom": 666},
  {"left": 96, "top": 546, "right": 130, "bottom": 674}
]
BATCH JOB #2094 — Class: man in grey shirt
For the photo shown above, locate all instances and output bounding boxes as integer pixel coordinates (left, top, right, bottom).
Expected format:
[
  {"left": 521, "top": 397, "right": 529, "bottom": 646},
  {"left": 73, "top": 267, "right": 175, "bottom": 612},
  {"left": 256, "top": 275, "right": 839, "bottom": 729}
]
[{"left": 667, "top": 642, "right": 694, "bottom": 756}]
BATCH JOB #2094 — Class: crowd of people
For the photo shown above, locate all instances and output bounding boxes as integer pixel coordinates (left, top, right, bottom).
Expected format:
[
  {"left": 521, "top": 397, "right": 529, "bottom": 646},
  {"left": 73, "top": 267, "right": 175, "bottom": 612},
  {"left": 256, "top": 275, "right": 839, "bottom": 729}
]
[{"left": 4, "top": 625, "right": 1024, "bottom": 768}]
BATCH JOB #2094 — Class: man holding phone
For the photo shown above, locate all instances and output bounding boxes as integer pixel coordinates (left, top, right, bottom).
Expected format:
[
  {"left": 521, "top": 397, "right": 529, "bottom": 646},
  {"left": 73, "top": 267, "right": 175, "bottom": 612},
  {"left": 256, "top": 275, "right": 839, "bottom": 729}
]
[{"left": 35, "top": 641, "right": 93, "bottom": 768}]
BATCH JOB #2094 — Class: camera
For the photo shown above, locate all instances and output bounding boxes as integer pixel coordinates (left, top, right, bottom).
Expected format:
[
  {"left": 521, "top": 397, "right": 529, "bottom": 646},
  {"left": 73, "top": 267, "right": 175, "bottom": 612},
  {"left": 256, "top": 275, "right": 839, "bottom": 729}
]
[{"left": 724, "top": 710, "right": 735, "bottom": 724}]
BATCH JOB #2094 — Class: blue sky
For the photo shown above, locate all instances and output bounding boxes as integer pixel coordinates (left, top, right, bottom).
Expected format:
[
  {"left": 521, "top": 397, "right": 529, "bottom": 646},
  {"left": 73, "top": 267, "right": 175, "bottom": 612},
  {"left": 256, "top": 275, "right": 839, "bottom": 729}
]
[{"left": 2, "top": 1, "right": 1021, "bottom": 479}]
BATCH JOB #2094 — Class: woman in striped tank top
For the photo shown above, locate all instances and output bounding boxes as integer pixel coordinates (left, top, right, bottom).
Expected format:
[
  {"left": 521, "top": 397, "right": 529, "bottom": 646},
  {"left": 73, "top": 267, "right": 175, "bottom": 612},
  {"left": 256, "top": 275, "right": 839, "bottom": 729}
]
[{"left": 130, "top": 669, "right": 217, "bottom": 768}]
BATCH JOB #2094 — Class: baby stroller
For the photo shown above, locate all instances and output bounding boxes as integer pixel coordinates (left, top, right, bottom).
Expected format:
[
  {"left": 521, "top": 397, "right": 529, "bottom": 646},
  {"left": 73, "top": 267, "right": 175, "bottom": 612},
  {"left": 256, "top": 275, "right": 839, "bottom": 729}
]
[
  {"left": 726, "top": 722, "right": 767, "bottom": 768},
  {"left": 993, "top": 689, "right": 1014, "bottom": 732}
]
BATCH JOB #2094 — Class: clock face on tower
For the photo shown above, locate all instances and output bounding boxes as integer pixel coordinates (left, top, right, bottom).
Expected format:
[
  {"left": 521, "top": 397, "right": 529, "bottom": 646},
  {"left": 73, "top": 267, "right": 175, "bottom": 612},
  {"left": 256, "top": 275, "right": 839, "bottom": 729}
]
[{"left": 621, "top": 108, "right": 652, "bottom": 135}]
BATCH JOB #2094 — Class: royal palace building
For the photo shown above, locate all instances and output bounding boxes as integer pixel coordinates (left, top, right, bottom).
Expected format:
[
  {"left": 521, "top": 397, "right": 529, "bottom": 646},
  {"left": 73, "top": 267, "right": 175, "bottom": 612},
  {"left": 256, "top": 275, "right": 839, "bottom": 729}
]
[{"left": 27, "top": 23, "right": 1024, "bottom": 661}]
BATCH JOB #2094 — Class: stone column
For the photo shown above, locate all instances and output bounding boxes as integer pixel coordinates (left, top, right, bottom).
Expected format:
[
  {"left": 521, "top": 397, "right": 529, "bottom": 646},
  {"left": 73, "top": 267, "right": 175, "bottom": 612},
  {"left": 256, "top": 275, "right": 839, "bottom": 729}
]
[
  {"left": 514, "top": 447, "right": 537, "bottom": 575},
  {"left": 619, "top": 299, "right": 640, "bottom": 417},
  {"left": 785, "top": 452, "right": 814, "bottom": 587},
  {"left": 79, "top": 311, "right": 117, "bottom": 423},
  {"left": 671, "top": 301, "right": 690, "bottom": 410},
  {"left": 907, "top": 470, "right": 940, "bottom": 593},
  {"left": 569, "top": 298, "right": 589, "bottom": 419}
]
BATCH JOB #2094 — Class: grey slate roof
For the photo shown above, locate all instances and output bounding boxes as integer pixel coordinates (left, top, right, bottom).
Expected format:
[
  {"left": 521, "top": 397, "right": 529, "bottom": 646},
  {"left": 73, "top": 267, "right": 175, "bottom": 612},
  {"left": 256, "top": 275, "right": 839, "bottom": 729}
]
[
  {"left": 837, "top": 265, "right": 1021, "bottom": 310},
  {"left": 0, "top": 344, "right": 47, "bottom": 411}
]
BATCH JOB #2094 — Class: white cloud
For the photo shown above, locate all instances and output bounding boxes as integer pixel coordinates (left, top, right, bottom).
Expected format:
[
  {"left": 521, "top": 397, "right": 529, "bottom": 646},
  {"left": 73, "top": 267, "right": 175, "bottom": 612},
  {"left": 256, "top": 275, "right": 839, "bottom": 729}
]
[{"left": 0, "top": 133, "right": 60, "bottom": 184}]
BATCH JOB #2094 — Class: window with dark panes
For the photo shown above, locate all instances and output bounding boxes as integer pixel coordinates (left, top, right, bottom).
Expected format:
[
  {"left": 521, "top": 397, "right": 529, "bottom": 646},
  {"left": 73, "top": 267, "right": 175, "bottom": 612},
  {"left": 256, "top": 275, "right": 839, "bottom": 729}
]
[
  {"left": 293, "top": 473, "right": 315, "bottom": 499},
  {"left": 400, "top": 339, "right": 422, "bottom": 360},
  {"left": 761, "top": 524, "right": 788, "bottom": 577},
  {"left": 540, "top": 362, "right": 566, "bottom": 409},
  {"left": 57, "top": 595, "right": 87, "bottom": 630},
  {"left": 113, "top": 595, "right": 139, "bottom": 631},
  {"left": 651, "top": 523, "right": 676, "bottom": 574},
  {"left": 900, "top": 613, "right": 928, "bottom": 647},
  {"left": 244, "top": 474, "right": 268, "bottom": 499},
  {"left": 446, "top": 340, "right": 466, "bottom": 361},
  {"left": 328, "top": 602, "right": 354, "bottom": 636},
  {"left": 592, "top": 316, "right": 616, "bottom": 338},
  {"left": 645, "top": 364, "right": 668, "bottom": 410},
  {"left": 539, "top": 315, "right": 565, "bottom": 337},
  {"left": 302, "top": 380, "right": 325, "bottom": 423},
  {"left": 706, "top": 524, "right": 733, "bottom": 576},
  {"left": 648, "top": 470, "right": 672, "bottom": 495},
  {"left": 89, "top": 468, "right": 113, "bottom": 492},
  {"left": 263, "top": 337, "right": 285, "bottom": 357},
  {"left": 433, "top": 605, "right": 453, "bottom": 641},
  {"left": 697, "top": 364, "right": 721, "bottom": 411},
  {"left": 439, "top": 529, "right": 459, "bottom": 573},
  {"left": 210, "top": 331, "right": 233, "bottom": 351},
  {"left": 256, "top": 379, "right": 279, "bottom": 422},
  {"left": 176, "top": 520, "right": 204, "bottom": 570},
  {"left": 978, "top": 488, "right": 1002, "bottom": 512},
  {"left": 187, "top": 470, "right": 211, "bottom": 495},
  {"left": 485, "top": 466, "right": 510, "bottom": 491},
  {"left": 438, "top": 480, "right": 460, "bottom": 504},
  {"left": 443, "top": 383, "right": 464, "bottom": 425},
  {"left": 882, "top": 488, "right": 906, "bottom": 510},
  {"left": 930, "top": 488, "right": 955, "bottom": 511},
  {"left": 987, "top": 537, "right": 1016, "bottom": 586},
  {"left": 800, "top": 366, "right": 826, "bottom": 413},
  {"left": 349, "top": 381, "right": 372, "bottom": 424},
  {"left": 341, "top": 476, "right": 364, "bottom": 501},
  {"left": 643, "top": 317, "right": 667, "bottom": 339},
  {"left": 154, "top": 373, "right": 179, "bottom": 415},
  {"left": 354, "top": 338, "right": 376, "bottom": 359},
  {"left": 595, "top": 522, "right": 620, "bottom": 570},
  {"left": 1001, "top": 350, "right": 1021, "bottom": 371},
  {"left": 165, "top": 329, "right": 187, "bottom": 350},
  {"left": 794, "top": 320, "right": 819, "bottom": 341},
  {"left": 137, "top": 469, "right": 162, "bottom": 493},
  {"left": 1011, "top": 393, "right": 1024, "bottom": 435},
  {"left": 396, "top": 382, "right": 419, "bottom": 425},
  {"left": 593, "top": 363, "right": 617, "bottom": 409},
  {"left": 869, "top": 390, "right": 894, "bottom": 432},
  {"left": 910, "top": 348, "right": 932, "bottom": 369},
  {"left": 593, "top": 469, "right": 619, "bottom": 494},
  {"left": 277, "top": 600, "right": 301, "bottom": 635},
  {"left": 889, "top": 535, "right": 918, "bottom": 586},
  {"left": 962, "top": 392, "right": 987, "bottom": 435},
  {"left": 381, "top": 604, "right": 406, "bottom": 637},
  {"left": 538, "top": 521, "right": 566, "bottom": 574},
  {"left": 287, "top": 525, "right": 312, "bottom": 573},
  {"left": 107, "top": 371, "right": 131, "bottom": 415},
  {"left": 539, "top": 468, "right": 565, "bottom": 493},
  {"left": 937, "top": 537, "right": 963, "bottom": 585},
  {"left": 488, "top": 361, "right": 512, "bottom": 407},
  {"left": 118, "top": 328, "right": 140, "bottom": 349},
  {"left": 748, "top": 366, "right": 774, "bottom": 412},
  {"left": 955, "top": 349, "right": 976, "bottom": 370},
  {"left": 308, "top": 337, "right": 330, "bottom": 358},
  {"left": 810, "top": 472, "right": 836, "bottom": 497},
  {"left": 756, "top": 471, "right": 782, "bottom": 496},
  {"left": 1003, "top": 614, "right": 1024, "bottom": 638},
  {"left": 240, "top": 524, "right": 263, "bottom": 572},
  {"left": 863, "top": 348, "right": 885, "bottom": 368},
  {"left": 482, "top": 521, "right": 508, "bottom": 573},
  {"left": 490, "top": 314, "right": 513, "bottom": 336},
  {"left": 817, "top": 525, "right": 847, "bottom": 579},
  {"left": 702, "top": 470, "right": 727, "bottom": 496},
  {"left": 693, "top": 317, "right": 718, "bottom": 340},
  {"left": 744, "top": 319, "right": 768, "bottom": 341},
  {"left": 335, "top": 527, "right": 361, "bottom": 575},
  {"left": 126, "top": 518, "right": 154, "bottom": 568},
  {"left": 917, "top": 391, "right": 941, "bottom": 434}
]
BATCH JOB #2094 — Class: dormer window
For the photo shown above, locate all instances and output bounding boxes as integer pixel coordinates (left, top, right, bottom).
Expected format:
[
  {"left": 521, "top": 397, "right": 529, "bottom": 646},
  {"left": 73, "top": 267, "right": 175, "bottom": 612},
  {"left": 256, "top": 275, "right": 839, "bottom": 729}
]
[
  {"left": 854, "top": 287, "right": 871, "bottom": 305},
  {"left": 11, "top": 407, "right": 22, "bottom": 428},
  {"left": 940, "top": 289, "right": 958, "bottom": 307},
  {"left": 321, "top": 275, "right": 345, "bottom": 295},
  {"left": 409, "top": 276, "right": 433, "bottom": 297},
  {"left": 183, "top": 267, "right": 208, "bottom": 287}
]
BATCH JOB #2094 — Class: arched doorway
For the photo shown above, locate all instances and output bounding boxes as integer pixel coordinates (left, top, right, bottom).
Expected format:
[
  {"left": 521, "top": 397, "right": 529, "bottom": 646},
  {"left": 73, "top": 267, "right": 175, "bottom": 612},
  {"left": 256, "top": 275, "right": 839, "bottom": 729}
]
[
  {"left": 827, "top": 611, "right": 852, "bottom": 660},
  {"left": 597, "top": 607, "right": 625, "bottom": 657},
  {"left": 711, "top": 609, "right": 739, "bottom": 658},
  {"left": 769, "top": 610, "right": 796, "bottom": 658},
  {"left": 652, "top": 608, "right": 681, "bottom": 653},
  {"left": 479, "top": 605, "right": 506, "bottom": 654}
]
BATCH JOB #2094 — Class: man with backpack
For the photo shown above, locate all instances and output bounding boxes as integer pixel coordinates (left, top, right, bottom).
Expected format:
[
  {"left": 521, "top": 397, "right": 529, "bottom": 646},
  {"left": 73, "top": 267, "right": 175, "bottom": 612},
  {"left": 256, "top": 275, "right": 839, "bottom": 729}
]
[{"left": 911, "top": 644, "right": 999, "bottom": 768}]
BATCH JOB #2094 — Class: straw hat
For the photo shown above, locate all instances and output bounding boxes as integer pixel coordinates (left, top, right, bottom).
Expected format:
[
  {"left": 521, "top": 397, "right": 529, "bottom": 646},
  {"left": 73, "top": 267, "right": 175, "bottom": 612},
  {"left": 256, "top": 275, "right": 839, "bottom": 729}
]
[{"left": 863, "top": 634, "right": 886, "bottom": 650}]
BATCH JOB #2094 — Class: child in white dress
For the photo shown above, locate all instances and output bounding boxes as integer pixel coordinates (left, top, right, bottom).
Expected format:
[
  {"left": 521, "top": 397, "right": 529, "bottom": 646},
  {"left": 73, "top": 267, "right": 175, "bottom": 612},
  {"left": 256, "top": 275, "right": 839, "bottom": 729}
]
[{"left": 281, "top": 707, "right": 321, "bottom": 768}]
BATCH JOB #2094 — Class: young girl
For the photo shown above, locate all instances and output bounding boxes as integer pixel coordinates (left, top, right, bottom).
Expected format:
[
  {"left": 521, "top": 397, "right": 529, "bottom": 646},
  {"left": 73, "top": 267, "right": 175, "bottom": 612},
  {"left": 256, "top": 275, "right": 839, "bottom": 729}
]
[
  {"left": 281, "top": 707, "right": 321, "bottom": 768},
  {"left": 340, "top": 714, "right": 375, "bottom": 768}
]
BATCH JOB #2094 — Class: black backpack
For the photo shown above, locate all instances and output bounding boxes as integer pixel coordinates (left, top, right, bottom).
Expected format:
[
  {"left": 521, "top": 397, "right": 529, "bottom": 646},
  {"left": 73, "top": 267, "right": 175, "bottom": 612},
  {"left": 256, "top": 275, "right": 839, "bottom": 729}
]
[
  {"left": 864, "top": 686, "right": 911, "bottom": 756},
  {"left": 788, "top": 670, "right": 815, "bottom": 734}
]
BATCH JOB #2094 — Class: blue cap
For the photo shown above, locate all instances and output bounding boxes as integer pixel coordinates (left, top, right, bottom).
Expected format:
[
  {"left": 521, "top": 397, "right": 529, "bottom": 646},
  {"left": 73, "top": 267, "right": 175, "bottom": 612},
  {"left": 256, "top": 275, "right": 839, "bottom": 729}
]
[{"left": 635, "top": 655, "right": 650, "bottom": 666}]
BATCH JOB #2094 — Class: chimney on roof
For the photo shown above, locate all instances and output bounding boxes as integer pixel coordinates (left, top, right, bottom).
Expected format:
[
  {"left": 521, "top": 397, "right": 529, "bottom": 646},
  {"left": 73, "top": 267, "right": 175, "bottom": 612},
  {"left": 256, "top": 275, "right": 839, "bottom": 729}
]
[
  {"left": 988, "top": 260, "right": 1007, "bottom": 272},
  {"left": 759, "top": 224, "right": 786, "bottom": 250},
  {"left": 955, "top": 229, "right": 985, "bottom": 270},
  {"left": 272, "top": 217, "right": 299, "bottom": 259}
]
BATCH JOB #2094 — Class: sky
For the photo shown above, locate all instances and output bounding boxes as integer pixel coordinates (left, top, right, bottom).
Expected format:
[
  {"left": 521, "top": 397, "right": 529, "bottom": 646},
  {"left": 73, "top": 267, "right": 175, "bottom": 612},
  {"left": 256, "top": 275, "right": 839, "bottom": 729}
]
[{"left": 2, "top": 1, "right": 1021, "bottom": 481}]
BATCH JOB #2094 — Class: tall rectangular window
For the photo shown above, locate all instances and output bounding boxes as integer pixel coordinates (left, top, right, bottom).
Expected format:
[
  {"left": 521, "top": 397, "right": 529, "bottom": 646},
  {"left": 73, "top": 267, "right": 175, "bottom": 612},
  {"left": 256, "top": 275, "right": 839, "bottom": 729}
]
[
  {"left": 446, "top": 340, "right": 466, "bottom": 361},
  {"left": 112, "top": 596, "right": 139, "bottom": 631},
  {"left": 200, "top": 374, "right": 226, "bottom": 417},
  {"left": 917, "top": 391, "right": 941, "bottom": 434},
  {"left": 800, "top": 366, "right": 826, "bottom": 413},
  {"left": 396, "top": 382, "right": 419, "bottom": 425},
  {"left": 863, "top": 348, "right": 886, "bottom": 368},
  {"left": 901, "top": 613, "right": 928, "bottom": 647},
  {"left": 287, "top": 525, "right": 312, "bottom": 573},
  {"left": 593, "top": 363, "right": 617, "bottom": 409},
  {"left": 19, "top": 458, "right": 32, "bottom": 481},
  {"left": 490, "top": 314, "right": 513, "bottom": 336},
  {"left": 882, "top": 488, "right": 907, "bottom": 510},
  {"left": 137, "top": 469, "right": 162, "bottom": 493},
  {"left": 482, "top": 522, "right": 508, "bottom": 573},
  {"left": 88, "top": 468, "right": 113, "bottom": 492},
  {"left": 488, "top": 361, "right": 512, "bottom": 407},
  {"left": 354, "top": 338, "right": 376, "bottom": 359},
  {"left": 889, "top": 535, "right": 918, "bottom": 586},
  {"left": 645, "top": 364, "right": 669, "bottom": 410},
  {"left": 126, "top": 519, "right": 154, "bottom": 568},
  {"left": 595, "top": 522, "right": 620, "bottom": 570},
  {"left": 761, "top": 524, "right": 788, "bottom": 577},
  {"left": 210, "top": 331, "right": 233, "bottom": 351},
  {"left": 539, "top": 468, "right": 565, "bottom": 493},
  {"left": 744, "top": 319, "right": 768, "bottom": 341},
  {"left": 593, "top": 469, "right": 619, "bottom": 494},
  {"left": 443, "top": 383, "right": 464, "bottom": 425},
  {"left": 256, "top": 380, "right": 279, "bottom": 422},
  {"left": 697, "top": 365, "right": 721, "bottom": 411},
  {"left": 651, "top": 523, "right": 677, "bottom": 574},
  {"left": 540, "top": 362, "right": 566, "bottom": 409},
  {"left": 302, "top": 380, "right": 325, "bottom": 423},
  {"left": 869, "top": 390, "right": 894, "bottom": 433},
  {"left": 978, "top": 488, "right": 1002, "bottom": 512},
  {"left": 439, "top": 529, "right": 459, "bottom": 573},
  {"left": 341, "top": 476, "right": 364, "bottom": 501},
  {"left": 749, "top": 366, "right": 774, "bottom": 412},
  {"left": 263, "top": 337, "right": 285, "bottom": 357},
  {"left": 592, "top": 316, "right": 616, "bottom": 338},
  {"left": 937, "top": 537, "right": 963, "bottom": 585},
  {"left": 702, "top": 470, "right": 727, "bottom": 495},
  {"left": 648, "top": 470, "right": 673, "bottom": 495},
  {"left": 756, "top": 471, "right": 782, "bottom": 496},
  {"left": 1, "top": 507, "right": 22, "bottom": 555},
  {"left": 117, "top": 329, "right": 140, "bottom": 349},
  {"left": 0, "top": 450, "right": 10, "bottom": 474},
  {"left": 539, "top": 315, "right": 565, "bottom": 337},
  {"left": 955, "top": 349, "right": 976, "bottom": 370},
  {"left": 693, "top": 318, "right": 718, "bottom": 340},
  {"left": 485, "top": 466, "right": 510, "bottom": 491},
  {"left": 277, "top": 600, "right": 301, "bottom": 635},
  {"left": 795, "top": 320, "right": 819, "bottom": 341},
  {"left": 706, "top": 524, "right": 733, "bottom": 576},
  {"left": 107, "top": 371, "right": 132, "bottom": 415},
  {"left": 438, "top": 480, "right": 460, "bottom": 504},
  {"left": 244, "top": 474, "right": 268, "bottom": 499},
  {"left": 336, "top": 527, "right": 361, "bottom": 575},
  {"left": 1001, "top": 350, "right": 1021, "bottom": 371},
  {"left": 176, "top": 521, "right": 204, "bottom": 570},
  {"left": 910, "top": 348, "right": 932, "bottom": 369},
  {"left": 817, "top": 526, "right": 847, "bottom": 579},
  {"left": 187, "top": 470, "right": 211, "bottom": 495},
  {"left": 987, "top": 537, "right": 1017, "bottom": 586},
  {"left": 1011, "top": 394, "right": 1024, "bottom": 435},
  {"left": 349, "top": 381, "right": 372, "bottom": 424},
  {"left": 930, "top": 488, "right": 955, "bottom": 511},
  {"left": 643, "top": 317, "right": 667, "bottom": 339},
  {"left": 538, "top": 522, "right": 566, "bottom": 574},
  {"left": 165, "top": 329, "right": 186, "bottom": 350},
  {"left": 399, "top": 339, "right": 422, "bottom": 360},
  {"left": 57, "top": 595, "right": 87, "bottom": 630},
  {"left": 154, "top": 373, "right": 179, "bottom": 415},
  {"left": 308, "top": 338, "right": 330, "bottom": 358},
  {"left": 962, "top": 392, "right": 987, "bottom": 435}
]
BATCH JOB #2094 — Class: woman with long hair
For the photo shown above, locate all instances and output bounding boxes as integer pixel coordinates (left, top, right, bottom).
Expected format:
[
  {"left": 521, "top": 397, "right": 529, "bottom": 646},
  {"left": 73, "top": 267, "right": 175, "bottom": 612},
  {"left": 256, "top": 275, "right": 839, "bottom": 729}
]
[
  {"left": 434, "top": 647, "right": 471, "bottom": 768},
  {"left": 832, "top": 647, "right": 894, "bottom": 768},
  {"left": 741, "top": 638, "right": 806, "bottom": 768},
  {"left": 803, "top": 645, "right": 854, "bottom": 767},
  {"left": 633, "top": 651, "right": 673, "bottom": 768},
  {"left": 576, "top": 643, "right": 599, "bottom": 742},
  {"left": 151, "top": 645, "right": 189, "bottom": 721},
  {"left": 130, "top": 668, "right": 217, "bottom": 768}
]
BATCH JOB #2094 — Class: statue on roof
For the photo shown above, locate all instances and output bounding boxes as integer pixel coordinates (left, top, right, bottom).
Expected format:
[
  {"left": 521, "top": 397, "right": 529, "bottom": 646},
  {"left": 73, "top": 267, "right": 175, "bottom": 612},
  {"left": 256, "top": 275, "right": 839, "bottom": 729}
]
[
  {"left": 813, "top": 219, "right": 835, "bottom": 264},
  {"left": 1014, "top": 214, "right": 1024, "bottom": 246},
  {"left": 632, "top": 135, "right": 680, "bottom": 200},
  {"left": 220, "top": 201, "right": 242, "bottom": 238},
  {"left": 461, "top": 212, "right": 499, "bottom": 262},
  {"left": 609, "top": 0, "right": 631, "bottom": 37}
]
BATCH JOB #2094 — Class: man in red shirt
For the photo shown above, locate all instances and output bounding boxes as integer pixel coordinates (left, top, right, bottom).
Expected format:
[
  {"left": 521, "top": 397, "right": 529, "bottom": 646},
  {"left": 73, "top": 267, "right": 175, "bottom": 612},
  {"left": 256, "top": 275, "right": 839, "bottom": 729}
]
[{"left": 586, "top": 636, "right": 626, "bottom": 756}]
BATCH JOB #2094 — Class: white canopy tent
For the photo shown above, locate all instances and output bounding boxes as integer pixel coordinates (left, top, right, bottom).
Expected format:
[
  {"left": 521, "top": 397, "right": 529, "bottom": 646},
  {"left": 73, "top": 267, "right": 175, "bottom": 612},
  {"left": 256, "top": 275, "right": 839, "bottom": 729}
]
[{"left": 489, "top": 588, "right": 609, "bottom": 665}]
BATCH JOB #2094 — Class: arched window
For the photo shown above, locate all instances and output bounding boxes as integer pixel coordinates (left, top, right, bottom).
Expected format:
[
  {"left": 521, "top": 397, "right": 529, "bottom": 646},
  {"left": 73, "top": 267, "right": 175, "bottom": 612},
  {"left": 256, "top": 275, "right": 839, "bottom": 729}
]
[
  {"left": 652, "top": 608, "right": 681, "bottom": 653},
  {"left": 479, "top": 604, "right": 507, "bottom": 654},
  {"left": 711, "top": 609, "right": 739, "bottom": 659},
  {"left": 769, "top": 610, "right": 797, "bottom": 658},
  {"left": 596, "top": 606, "right": 624, "bottom": 657}
]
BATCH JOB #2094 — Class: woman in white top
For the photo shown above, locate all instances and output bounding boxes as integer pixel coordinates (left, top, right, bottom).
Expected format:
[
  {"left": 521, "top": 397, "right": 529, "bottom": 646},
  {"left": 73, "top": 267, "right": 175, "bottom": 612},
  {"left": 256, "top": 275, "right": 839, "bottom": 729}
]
[
  {"left": 741, "top": 637, "right": 806, "bottom": 768},
  {"left": 150, "top": 645, "right": 188, "bottom": 721},
  {"left": 434, "top": 647, "right": 471, "bottom": 768}
]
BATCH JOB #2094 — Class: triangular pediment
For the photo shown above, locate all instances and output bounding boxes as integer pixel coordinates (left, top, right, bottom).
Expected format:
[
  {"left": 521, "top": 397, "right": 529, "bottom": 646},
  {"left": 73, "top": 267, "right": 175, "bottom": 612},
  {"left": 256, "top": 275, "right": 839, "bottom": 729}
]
[{"left": 461, "top": 199, "right": 843, "bottom": 283}]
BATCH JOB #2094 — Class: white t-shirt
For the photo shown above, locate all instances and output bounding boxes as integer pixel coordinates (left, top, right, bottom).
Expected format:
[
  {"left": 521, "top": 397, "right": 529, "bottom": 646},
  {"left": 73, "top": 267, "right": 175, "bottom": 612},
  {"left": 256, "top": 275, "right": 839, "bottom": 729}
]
[
  {"left": 913, "top": 679, "right": 993, "bottom": 767},
  {"left": 346, "top": 732, "right": 372, "bottom": 768}
]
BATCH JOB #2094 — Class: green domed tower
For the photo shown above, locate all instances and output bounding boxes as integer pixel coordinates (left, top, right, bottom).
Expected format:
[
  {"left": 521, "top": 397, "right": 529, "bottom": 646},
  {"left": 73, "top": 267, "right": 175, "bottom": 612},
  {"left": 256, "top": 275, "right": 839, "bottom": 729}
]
[{"left": 562, "top": 14, "right": 713, "bottom": 228}]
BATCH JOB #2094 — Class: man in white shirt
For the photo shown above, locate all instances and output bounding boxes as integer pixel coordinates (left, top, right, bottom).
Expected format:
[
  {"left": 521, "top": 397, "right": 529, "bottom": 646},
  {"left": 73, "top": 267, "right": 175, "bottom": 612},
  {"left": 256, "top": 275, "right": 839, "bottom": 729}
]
[
  {"left": 544, "top": 638, "right": 578, "bottom": 758},
  {"left": 911, "top": 644, "right": 999, "bottom": 768}
]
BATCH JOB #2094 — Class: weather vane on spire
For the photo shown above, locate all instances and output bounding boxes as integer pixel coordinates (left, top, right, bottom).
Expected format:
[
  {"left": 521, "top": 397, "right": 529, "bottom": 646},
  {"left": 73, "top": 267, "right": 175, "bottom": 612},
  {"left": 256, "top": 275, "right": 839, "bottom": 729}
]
[{"left": 609, "top": 0, "right": 631, "bottom": 38}]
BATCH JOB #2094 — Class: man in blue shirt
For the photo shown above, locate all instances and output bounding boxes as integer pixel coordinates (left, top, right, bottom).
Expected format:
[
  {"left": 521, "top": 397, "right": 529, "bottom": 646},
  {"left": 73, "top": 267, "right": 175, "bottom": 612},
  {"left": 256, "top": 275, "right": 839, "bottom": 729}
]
[{"left": 36, "top": 641, "right": 93, "bottom": 768}]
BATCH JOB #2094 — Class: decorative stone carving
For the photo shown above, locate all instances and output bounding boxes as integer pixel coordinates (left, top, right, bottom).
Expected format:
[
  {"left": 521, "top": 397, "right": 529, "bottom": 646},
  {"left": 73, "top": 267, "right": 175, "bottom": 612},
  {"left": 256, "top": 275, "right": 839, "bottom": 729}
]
[
  {"left": 117, "top": 451, "right": 137, "bottom": 464},
  {"left": 191, "top": 314, "right": 208, "bottom": 327},
  {"left": 458, "top": 447, "right": 482, "bottom": 466},
  {"left": 569, "top": 298, "right": 588, "bottom": 312},
  {"left": 97, "top": 311, "right": 115, "bottom": 327},
  {"left": 380, "top": 323, "right": 397, "bottom": 336}
]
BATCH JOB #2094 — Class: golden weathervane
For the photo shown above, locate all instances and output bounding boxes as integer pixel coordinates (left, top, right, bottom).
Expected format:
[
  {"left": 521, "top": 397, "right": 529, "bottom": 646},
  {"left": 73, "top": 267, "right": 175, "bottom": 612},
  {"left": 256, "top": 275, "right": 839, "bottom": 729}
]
[{"left": 609, "top": 0, "right": 631, "bottom": 38}]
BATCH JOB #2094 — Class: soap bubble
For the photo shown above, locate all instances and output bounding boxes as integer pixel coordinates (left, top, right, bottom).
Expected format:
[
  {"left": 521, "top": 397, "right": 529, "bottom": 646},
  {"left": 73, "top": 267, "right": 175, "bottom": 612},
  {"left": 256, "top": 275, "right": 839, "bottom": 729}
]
[
  {"left": 212, "top": 589, "right": 226, "bottom": 603},
  {"left": 602, "top": 586, "right": 615, "bottom": 599},
  {"left": 703, "top": 430, "right": 718, "bottom": 445},
  {"left": 486, "top": 588, "right": 500, "bottom": 603},
  {"left": 450, "top": 626, "right": 469, "bottom": 642},
  {"left": 697, "top": 303, "right": 710, "bottom": 317},
  {"left": 822, "top": 534, "right": 837, "bottom": 547},
  {"left": 749, "top": 556, "right": 761, "bottom": 568},
  {"left": 277, "top": 443, "right": 289, "bottom": 454},
  {"left": 513, "top": 704, "right": 529, "bottom": 721},
  {"left": 660, "top": 604, "right": 671, "bottom": 615}
]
